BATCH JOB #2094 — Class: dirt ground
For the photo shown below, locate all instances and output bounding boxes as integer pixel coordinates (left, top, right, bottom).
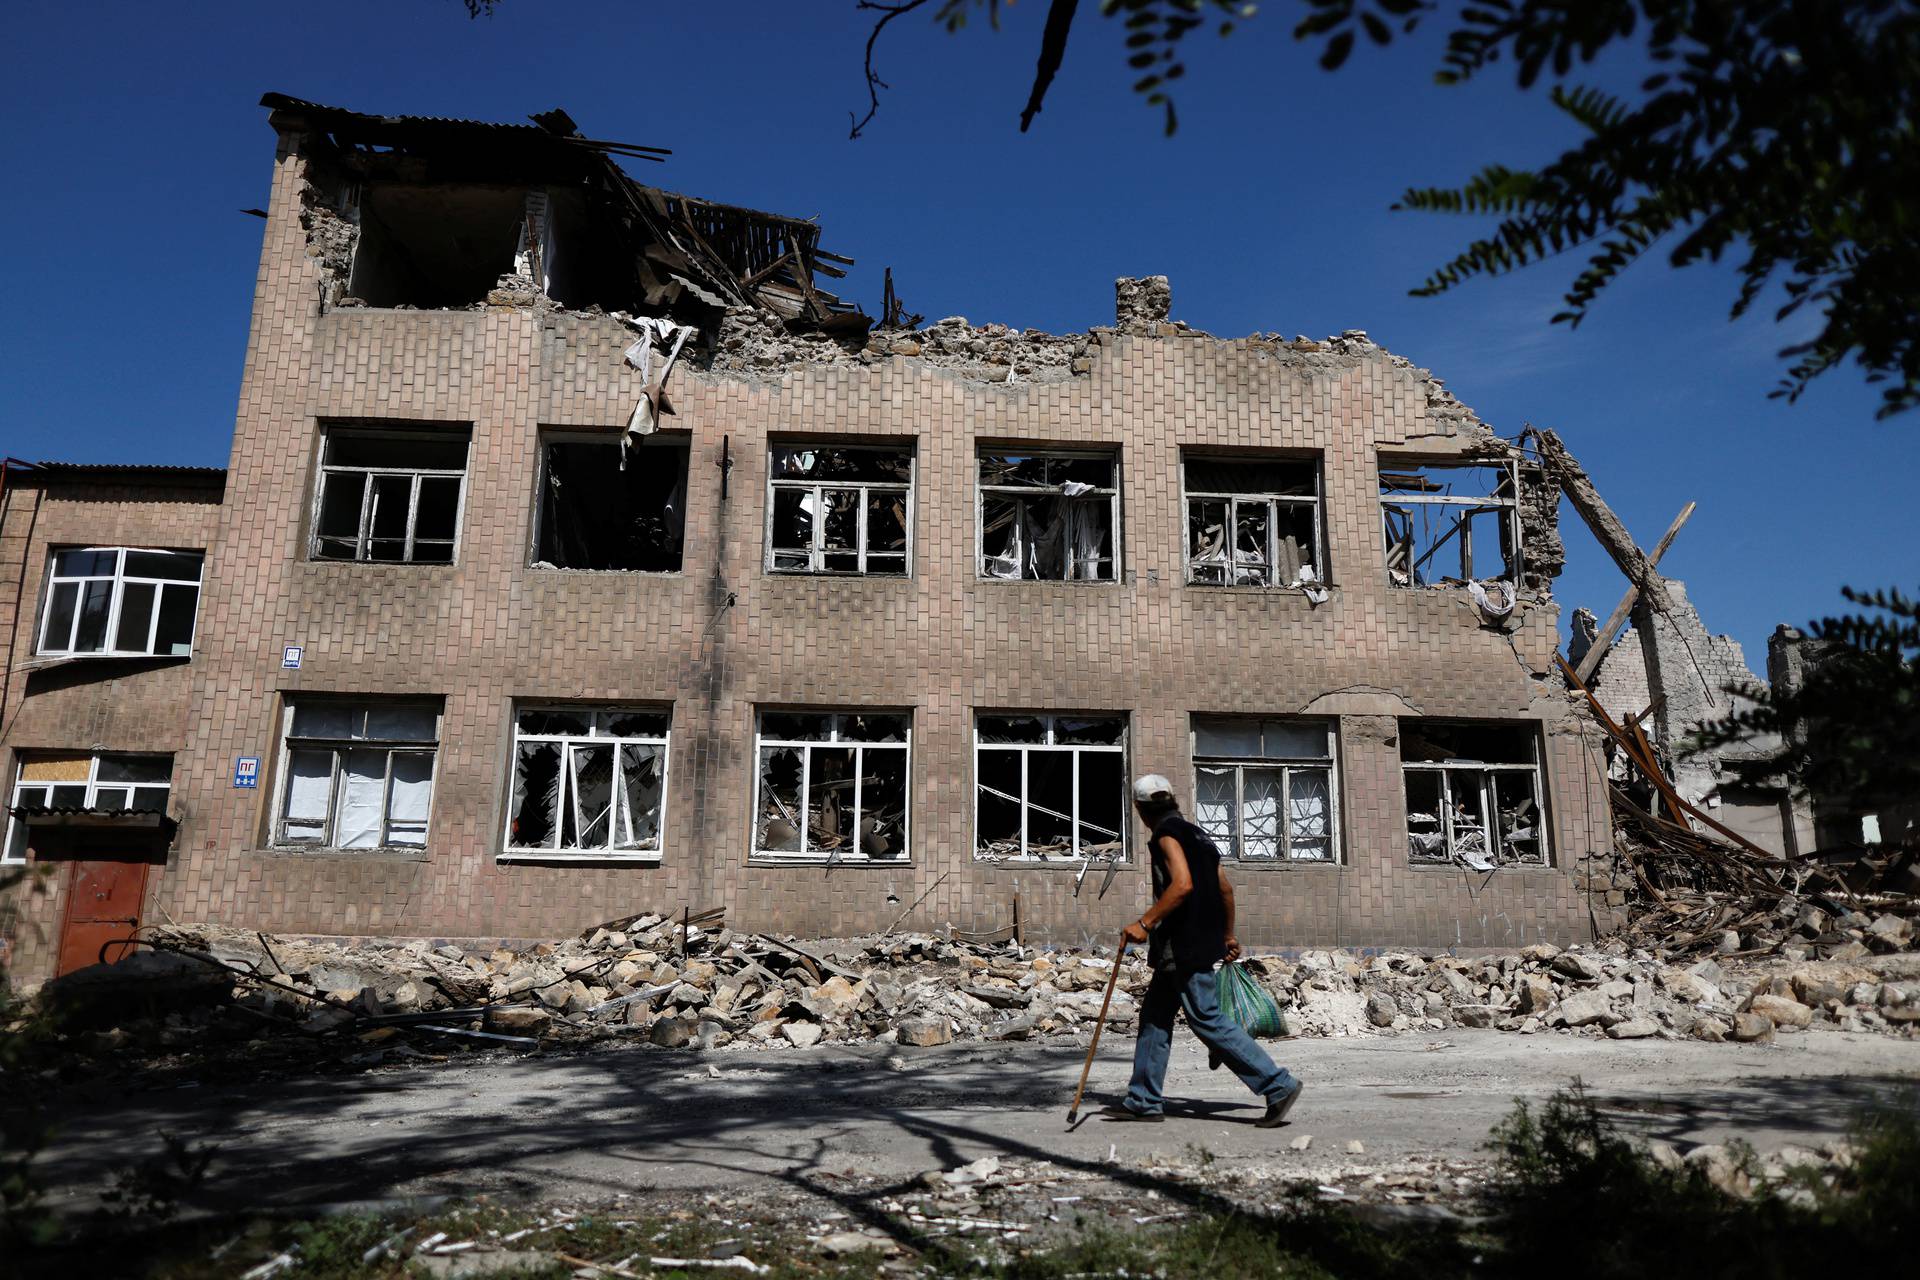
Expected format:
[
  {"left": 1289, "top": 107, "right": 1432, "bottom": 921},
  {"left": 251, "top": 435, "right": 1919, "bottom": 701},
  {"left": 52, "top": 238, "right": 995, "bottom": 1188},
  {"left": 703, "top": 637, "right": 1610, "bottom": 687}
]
[{"left": 22, "top": 1024, "right": 1919, "bottom": 1224}]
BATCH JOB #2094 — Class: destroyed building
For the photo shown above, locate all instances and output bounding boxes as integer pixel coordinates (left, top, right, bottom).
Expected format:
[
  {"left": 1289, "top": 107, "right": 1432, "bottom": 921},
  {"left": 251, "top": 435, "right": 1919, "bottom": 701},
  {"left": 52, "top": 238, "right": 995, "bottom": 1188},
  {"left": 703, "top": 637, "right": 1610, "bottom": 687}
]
[{"left": 0, "top": 94, "right": 1619, "bottom": 986}]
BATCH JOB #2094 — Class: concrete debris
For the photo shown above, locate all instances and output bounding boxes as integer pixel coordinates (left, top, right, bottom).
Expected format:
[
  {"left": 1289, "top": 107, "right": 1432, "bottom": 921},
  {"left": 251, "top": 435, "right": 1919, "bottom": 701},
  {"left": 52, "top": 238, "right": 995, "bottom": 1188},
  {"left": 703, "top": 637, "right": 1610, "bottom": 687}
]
[{"left": 32, "top": 912, "right": 1915, "bottom": 1082}]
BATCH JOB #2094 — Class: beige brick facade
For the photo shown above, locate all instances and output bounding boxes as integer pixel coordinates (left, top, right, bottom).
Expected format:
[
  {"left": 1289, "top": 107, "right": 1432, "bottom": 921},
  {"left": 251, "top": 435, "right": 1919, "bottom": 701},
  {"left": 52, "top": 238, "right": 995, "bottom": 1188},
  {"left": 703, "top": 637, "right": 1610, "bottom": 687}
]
[
  {"left": 2, "top": 113, "right": 1615, "bottom": 984},
  {"left": 0, "top": 468, "right": 224, "bottom": 981}
]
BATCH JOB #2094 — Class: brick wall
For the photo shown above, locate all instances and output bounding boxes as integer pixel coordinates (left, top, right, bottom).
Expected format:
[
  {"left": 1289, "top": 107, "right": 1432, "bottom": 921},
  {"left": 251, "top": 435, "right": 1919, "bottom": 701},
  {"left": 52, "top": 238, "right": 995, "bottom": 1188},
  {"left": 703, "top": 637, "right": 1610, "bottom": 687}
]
[
  {"left": 141, "top": 131, "right": 1612, "bottom": 956},
  {"left": 0, "top": 472, "right": 224, "bottom": 983}
]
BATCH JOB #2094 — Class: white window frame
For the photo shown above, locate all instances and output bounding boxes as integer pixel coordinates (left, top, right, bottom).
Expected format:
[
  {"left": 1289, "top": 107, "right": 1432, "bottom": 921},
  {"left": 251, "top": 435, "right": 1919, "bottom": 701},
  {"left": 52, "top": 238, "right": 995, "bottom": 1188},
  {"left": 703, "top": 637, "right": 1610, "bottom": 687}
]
[
  {"left": 765, "top": 443, "right": 915, "bottom": 576},
  {"left": 973, "top": 713, "right": 1129, "bottom": 863},
  {"left": 1181, "top": 456, "right": 1323, "bottom": 589},
  {"left": 36, "top": 547, "right": 203, "bottom": 658},
  {"left": 500, "top": 706, "right": 672, "bottom": 862},
  {"left": 1379, "top": 459, "right": 1521, "bottom": 588},
  {"left": 309, "top": 426, "right": 470, "bottom": 564},
  {"left": 750, "top": 711, "right": 912, "bottom": 864},
  {"left": 975, "top": 449, "right": 1122, "bottom": 582},
  {"left": 5, "top": 753, "right": 173, "bottom": 863},
  {"left": 1190, "top": 719, "right": 1340, "bottom": 864},
  {"left": 271, "top": 701, "right": 441, "bottom": 851},
  {"left": 1402, "top": 726, "right": 1548, "bottom": 868}
]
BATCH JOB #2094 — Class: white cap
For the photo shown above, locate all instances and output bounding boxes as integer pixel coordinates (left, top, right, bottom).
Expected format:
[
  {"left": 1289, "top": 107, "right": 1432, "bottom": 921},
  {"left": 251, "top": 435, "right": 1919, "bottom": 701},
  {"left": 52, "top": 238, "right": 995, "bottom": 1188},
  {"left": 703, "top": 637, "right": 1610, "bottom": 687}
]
[{"left": 1132, "top": 773, "right": 1175, "bottom": 803}]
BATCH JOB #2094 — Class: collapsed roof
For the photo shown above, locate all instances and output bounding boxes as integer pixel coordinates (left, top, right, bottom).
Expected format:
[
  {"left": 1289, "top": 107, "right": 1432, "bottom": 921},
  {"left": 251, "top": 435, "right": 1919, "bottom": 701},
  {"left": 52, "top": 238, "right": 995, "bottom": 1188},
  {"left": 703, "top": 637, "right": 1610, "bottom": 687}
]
[{"left": 262, "top": 92, "right": 868, "bottom": 333}]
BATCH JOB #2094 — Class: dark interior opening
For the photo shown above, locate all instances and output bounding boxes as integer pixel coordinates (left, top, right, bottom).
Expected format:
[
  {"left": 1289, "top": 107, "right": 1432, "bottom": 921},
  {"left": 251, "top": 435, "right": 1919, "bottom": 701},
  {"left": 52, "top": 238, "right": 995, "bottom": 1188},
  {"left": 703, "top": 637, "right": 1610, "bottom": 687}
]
[{"left": 536, "top": 436, "right": 689, "bottom": 571}]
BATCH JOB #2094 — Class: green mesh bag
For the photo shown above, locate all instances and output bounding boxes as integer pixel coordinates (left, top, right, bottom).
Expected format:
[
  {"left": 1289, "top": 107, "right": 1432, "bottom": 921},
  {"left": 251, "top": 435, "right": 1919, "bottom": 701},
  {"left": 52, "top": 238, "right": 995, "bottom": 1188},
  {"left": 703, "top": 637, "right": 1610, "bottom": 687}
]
[{"left": 1217, "top": 960, "right": 1289, "bottom": 1039}]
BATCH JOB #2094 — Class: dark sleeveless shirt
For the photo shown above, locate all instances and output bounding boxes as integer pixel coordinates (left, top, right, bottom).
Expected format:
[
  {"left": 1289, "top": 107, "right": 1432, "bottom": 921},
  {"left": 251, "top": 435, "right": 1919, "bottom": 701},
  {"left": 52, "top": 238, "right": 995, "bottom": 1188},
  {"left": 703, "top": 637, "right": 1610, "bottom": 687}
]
[{"left": 1146, "top": 814, "right": 1228, "bottom": 973}]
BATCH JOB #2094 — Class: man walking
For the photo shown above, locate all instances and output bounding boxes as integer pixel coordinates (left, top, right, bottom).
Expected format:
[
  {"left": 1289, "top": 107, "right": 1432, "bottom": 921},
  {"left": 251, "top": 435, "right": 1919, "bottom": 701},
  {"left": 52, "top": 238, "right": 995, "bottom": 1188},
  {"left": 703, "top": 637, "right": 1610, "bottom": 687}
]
[{"left": 1101, "top": 774, "right": 1304, "bottom": 1126}]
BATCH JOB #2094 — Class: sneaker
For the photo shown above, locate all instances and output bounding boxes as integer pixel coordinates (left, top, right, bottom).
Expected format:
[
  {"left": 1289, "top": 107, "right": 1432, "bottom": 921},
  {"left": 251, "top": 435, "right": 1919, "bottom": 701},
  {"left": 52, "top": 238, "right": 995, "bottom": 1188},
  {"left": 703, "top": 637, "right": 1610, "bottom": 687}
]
[
  {"left": 1257, "top": 1080, "right": 1304, "bottom": 1128},
  {"left": 1097, "top": 1104, "right": 1165, "bottom": 1123}
]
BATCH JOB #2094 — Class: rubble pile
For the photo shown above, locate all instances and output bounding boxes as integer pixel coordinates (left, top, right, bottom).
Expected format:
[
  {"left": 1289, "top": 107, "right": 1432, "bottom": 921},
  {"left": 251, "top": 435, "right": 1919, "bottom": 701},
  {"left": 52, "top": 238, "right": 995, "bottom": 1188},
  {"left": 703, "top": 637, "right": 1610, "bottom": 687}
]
[
  {"left": 709, "top": 306, "right": 1093, "bottom": 381},
  {"left": 29, "top": 908, "right": 1914, "bottom": 1076}
]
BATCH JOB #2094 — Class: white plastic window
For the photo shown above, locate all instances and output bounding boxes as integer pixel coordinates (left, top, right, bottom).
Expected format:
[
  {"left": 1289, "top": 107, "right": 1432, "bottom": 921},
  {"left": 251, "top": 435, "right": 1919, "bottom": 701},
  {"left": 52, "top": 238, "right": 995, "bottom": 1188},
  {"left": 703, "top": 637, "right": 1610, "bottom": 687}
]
[
  {"left": 753, "top": 711, "right": 910, "bottom": 862},
  {"left": 1401, "top": 722, "right": 1547, "bottom": 868},
  {"left": 1191, "top": 717, "right": 1338, "bottom": 863},
  {"left": 37, "top": 548, "right": 202, "bottom": 658},
  {"left": 1183, "top": 457, "right": 1323, "bottom": 589},
  {"left": 4, "top": 753, "right": 172, "bottom": 863},
  {"left": 977, "top": 452, "right": 1120, "bottom": 582},
  {"left": 504, "top": 707, "right": 671, "bottom": 859},
  {"left": 274, "top": 702, "right": 440, "bottom": 850},
  {"left": 974, "top": 714, "right": 1128, "bottom": 862},
  {"left": 311, "top": 428, "right": 468, "bottom": 564},
  {"left": 766, "top": 445, "right": 913, "bottom": 575}
]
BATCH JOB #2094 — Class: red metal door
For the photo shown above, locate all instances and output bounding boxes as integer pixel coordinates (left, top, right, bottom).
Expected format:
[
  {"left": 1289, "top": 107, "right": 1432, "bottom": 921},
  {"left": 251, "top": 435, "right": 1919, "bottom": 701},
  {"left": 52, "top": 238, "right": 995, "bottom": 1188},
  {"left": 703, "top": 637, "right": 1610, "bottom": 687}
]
[{"left": 55, "top": 859, "right": 149, "bottom": 977}]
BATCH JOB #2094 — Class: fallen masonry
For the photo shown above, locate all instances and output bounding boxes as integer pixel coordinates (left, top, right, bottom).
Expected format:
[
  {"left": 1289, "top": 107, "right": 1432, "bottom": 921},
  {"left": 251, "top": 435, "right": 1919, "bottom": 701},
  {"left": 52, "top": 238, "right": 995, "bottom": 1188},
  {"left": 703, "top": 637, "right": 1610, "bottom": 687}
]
[{"left": 26, "top": 911, "right": 1918, "bottom": 1083}]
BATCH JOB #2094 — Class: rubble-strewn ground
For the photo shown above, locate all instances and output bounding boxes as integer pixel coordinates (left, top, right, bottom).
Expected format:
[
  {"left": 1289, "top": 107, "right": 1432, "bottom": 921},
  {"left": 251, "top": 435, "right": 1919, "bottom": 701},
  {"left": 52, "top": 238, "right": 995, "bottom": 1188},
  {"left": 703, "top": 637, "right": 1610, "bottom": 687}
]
[
  {"left": 11, "top": 1029, "right": 1919, "bottom": 1277},
  {"left": 10, "top": 916, "right": 1917, "bottom": 1273}
]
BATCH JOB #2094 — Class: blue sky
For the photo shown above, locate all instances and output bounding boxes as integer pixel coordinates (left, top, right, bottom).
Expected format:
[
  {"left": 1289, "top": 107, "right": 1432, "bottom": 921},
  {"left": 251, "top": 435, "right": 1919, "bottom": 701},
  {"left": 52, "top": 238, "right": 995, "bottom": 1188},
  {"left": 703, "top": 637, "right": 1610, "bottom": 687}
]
[{"left": 1, "top": 1, "right": 1908, "bottom": 667}]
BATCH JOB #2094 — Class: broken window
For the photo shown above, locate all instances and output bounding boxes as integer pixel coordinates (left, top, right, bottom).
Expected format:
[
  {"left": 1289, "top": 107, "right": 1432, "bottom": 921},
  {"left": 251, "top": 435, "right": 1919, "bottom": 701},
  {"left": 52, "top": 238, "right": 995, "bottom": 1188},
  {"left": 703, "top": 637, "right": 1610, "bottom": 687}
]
[
  {"left": 977, "top": 451, "right": 1119, "bottom": 582},
  {"left": 274, "top": 701, "right": 440, "bottom": 851},
  {"left": 348, "top": 183, "right": 529, "bottom": 309},
  {"left": 1183, "top": 457, "right": 1322, "bottom": 588},
  {"left": 311, "top": 427, "right": 469, "bottom": 564},
  {"left": 37, "top": 547, "right": 203, "bottom": 658},
  {"left": 766, "top": 444, "right": 913, "bottom": 575},
  {"left": 5, "top": 753, "right": 172, "bottom": 863},
  {"left": 1400, "top": 722, "right": 1547, "bottom": 869},
  {"left": 534, "top": 434, "right": 689, "bottom": 572},
  {"left": 1378, "top": 461, "right": 1519, "bottom": 587},
  {"left": 504, "top": 707, "right": 670, "bottom": 859},
  {"left": 975, "top": 714, "right": 1127, "bottom": 862},
  {"left": 1191, "top": 717, "right": 1338, "bottom": 862},
  {"left": 752, "top": 711, "right": 910, "bottom": 862}
]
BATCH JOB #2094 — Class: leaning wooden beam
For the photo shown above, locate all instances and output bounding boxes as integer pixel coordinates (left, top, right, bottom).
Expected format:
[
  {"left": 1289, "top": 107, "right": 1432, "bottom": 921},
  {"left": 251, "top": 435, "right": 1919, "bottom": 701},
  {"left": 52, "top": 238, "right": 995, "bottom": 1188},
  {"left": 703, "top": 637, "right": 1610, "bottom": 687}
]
[
  {"left": 1574, "top": 500, "right": 1697, "bottom": 682},
  {"left": 1558, "top": 654, "right": 1782, "bottom": 864},
  {"left": 1529, "top": 428, "right": 1673, "bottom": 613}
]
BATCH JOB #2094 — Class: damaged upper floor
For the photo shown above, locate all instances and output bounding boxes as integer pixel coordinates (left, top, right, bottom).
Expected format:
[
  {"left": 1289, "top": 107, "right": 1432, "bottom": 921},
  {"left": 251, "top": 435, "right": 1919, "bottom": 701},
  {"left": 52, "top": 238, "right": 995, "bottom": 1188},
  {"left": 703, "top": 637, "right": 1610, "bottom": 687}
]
[{"left": 269, "top": 93, "right": 867, "bottom": 335}]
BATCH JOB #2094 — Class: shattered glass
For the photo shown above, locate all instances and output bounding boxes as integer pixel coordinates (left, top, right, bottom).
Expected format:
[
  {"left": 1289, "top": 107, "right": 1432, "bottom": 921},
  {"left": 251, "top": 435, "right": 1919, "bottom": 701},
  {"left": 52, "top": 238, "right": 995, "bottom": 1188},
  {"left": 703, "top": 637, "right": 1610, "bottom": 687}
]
[
  {"left": 510, "top": 741, "right": 561, "bottom": 847},
  {"left": 1076, "top": 751, "right": 1125, "bottom": 855},
  {"left": 756, "top": 746, "right": 804, "bottom": 851},
  {"left": 806, "top": 748, "right": 857, "bottom": 853},
  {"left": 617, "top": 743, "right": 665, "bottom": 849}
]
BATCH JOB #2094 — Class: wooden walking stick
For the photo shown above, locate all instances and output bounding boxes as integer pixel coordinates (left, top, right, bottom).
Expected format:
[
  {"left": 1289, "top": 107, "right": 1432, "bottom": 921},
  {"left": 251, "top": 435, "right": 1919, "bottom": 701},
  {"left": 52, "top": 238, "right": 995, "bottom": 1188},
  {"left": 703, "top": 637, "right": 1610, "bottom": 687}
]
[{"left": 1066, "top": 934, "right": 1130, "bottom": 1124}]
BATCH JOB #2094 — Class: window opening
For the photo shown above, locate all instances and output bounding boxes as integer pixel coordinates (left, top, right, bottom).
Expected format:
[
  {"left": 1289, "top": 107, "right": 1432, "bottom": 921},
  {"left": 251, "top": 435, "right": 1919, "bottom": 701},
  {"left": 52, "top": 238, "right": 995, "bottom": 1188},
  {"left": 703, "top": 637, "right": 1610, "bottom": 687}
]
[
  {"left": 37, "top": 548, "right": 203, "bottom": 658},
  {"left": 312, "top": 428, "right": 469, "bottom": 564},
  {"left": 348, "top": 183, "right": 528, "bottom": 309},
  {"left": 274, "top": 702, "right": 440, "bottom": 850},
  {"left": 535, "top": 435, "right": 689, "bottom": 571},
  {"left": 767, "top": 444, "right": 913, "bottom": 575},
  {"left": 1400, "top": 721, "right": 1546, "bottom": 868},
  {"left": 977, "top": 451, "right": 1119, "bottom": 581},
  {"left": 1378, "top": 461, "right": 1519, "bottom": 587},
  {"left": 753, "top": 711, "right": 910, "bottom": 862},
  {"left": 505, "top": 707, "right": 670, "bottom": 858},
  {"left": 1190, "top": 717, "right": 1338, "bottom": 862},
  {"left": 1183, "top": 457, "right": 1322, "bottom": 588},
  {"left": 974, "top": 714, "right": 1127, "bottom": 861},
  {"left": 5, "top": 753, "right": 172, "bottom": 863}
]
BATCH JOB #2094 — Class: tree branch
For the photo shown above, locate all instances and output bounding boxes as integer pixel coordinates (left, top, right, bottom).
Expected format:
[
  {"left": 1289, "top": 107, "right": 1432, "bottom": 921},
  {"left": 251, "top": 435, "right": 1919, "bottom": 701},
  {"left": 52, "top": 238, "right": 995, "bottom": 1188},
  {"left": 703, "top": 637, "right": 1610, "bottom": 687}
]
[
  {"left": 1018, "top": 0, "right": 1081, "bottom": 132},
  {"left": 850, "top": 0, "right": 937, "bottom": 140}
]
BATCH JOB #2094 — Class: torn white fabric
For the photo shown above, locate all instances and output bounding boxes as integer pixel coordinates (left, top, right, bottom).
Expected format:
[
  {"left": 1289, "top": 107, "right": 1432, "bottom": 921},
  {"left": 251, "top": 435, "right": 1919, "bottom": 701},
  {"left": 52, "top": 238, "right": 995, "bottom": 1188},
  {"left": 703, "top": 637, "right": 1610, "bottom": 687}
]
[
  {"left": 617, "top": 316, "right": 696, "bottom": 453},
  {"left": 1060, "top": 480, "right": 1095, "bottom": 497},
  {"left": 1468, "top": 579, "right": 1516, "bottom": 621},
  {"left": 1298, "top": 564, "right": 1331, "bottom": 605}
]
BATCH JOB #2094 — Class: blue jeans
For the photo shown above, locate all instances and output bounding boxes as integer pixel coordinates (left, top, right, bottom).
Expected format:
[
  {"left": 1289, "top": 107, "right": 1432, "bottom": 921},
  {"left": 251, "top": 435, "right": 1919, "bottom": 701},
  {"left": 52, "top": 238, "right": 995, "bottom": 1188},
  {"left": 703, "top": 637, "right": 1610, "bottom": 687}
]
[{"left": 1124, "top": 966, "right": 1298, "bottom": 1116}]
